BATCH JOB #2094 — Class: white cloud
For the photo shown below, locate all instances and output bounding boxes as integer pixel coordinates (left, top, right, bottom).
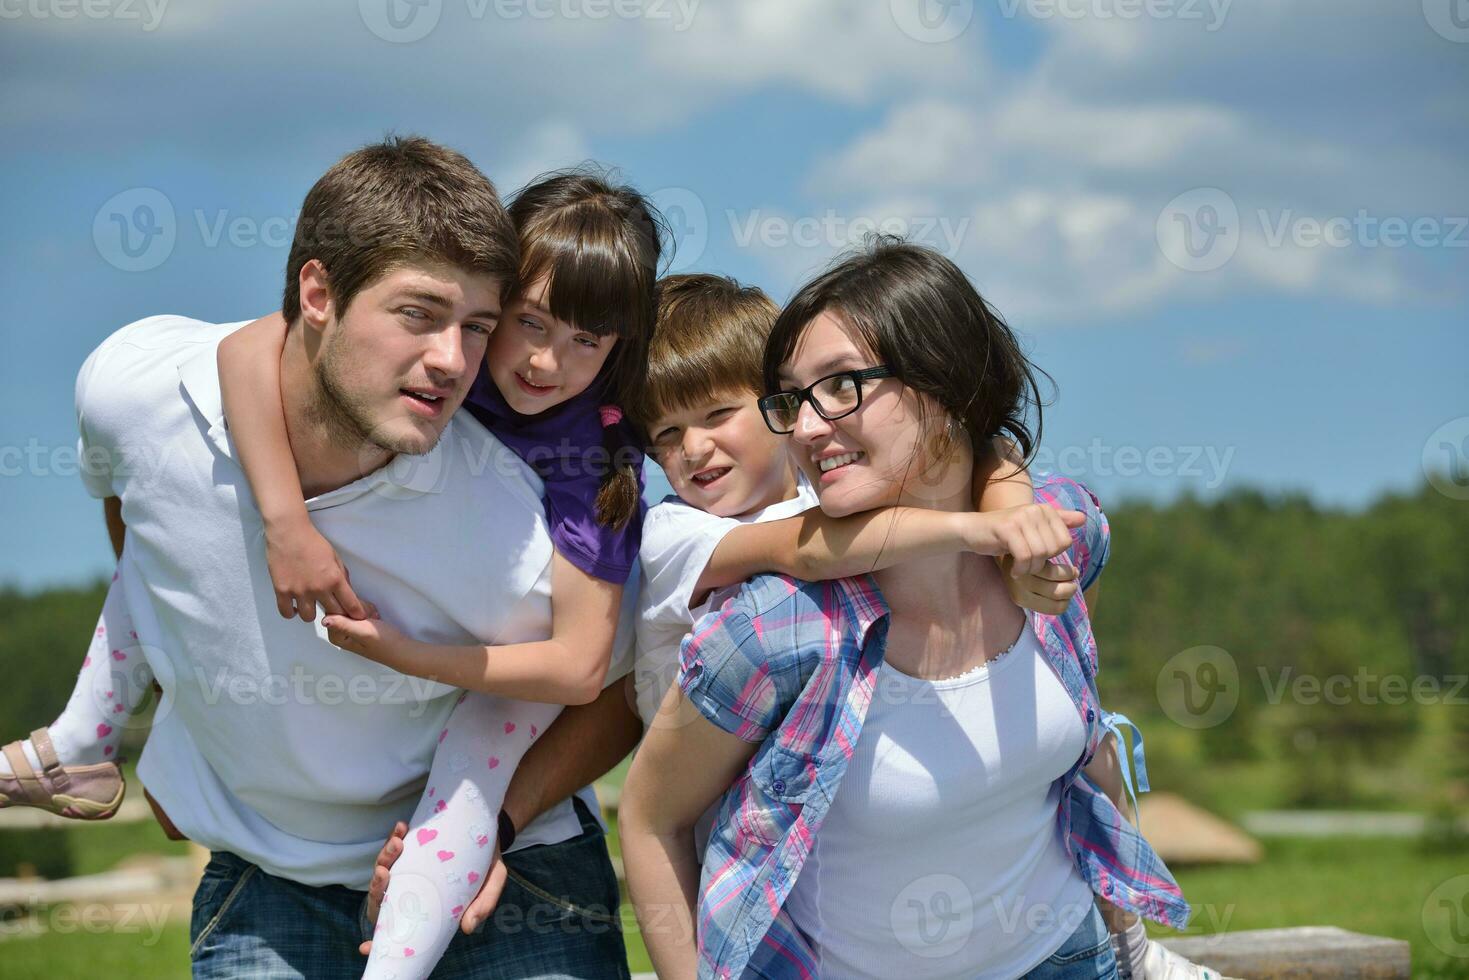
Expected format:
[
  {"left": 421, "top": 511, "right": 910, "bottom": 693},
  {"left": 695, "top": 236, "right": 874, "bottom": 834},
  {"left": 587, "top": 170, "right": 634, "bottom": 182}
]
[
  {"left": 640, "top": 0, "right": 981, "bottom": 103},
  {"left": 489, "top": 120, "right": 594, "bottom": 195},
  {"left": 797, "top": 1, "right": 1468, "bottom": 322},
  {"left": 813, "top": 100, "right": 993, "bottom": 193},
  {"left": 2, "top": 0, "right": 1461, "bottom": 322},
  {"left": 0, "top": 0, "right": 983, "bottom": 142}
]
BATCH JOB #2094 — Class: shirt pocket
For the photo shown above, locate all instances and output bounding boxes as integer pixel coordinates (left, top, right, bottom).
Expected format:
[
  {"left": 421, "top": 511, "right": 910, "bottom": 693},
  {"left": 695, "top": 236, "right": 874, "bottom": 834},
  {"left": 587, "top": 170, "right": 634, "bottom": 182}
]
[{"left": 734, "top": 745, "right": 827, "bottom": 848}]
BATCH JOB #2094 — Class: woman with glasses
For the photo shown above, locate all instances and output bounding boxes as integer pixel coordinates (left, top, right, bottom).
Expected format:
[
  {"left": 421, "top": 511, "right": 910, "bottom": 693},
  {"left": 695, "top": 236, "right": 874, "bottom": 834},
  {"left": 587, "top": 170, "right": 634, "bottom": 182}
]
[{"left": 621, "top": 237, "right": 1195, "bottom": 980}]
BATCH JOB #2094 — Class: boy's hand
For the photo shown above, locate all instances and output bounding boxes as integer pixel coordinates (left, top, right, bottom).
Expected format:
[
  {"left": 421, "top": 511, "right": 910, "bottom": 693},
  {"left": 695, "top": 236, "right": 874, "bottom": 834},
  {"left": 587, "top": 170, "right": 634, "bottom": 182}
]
[
  {"left": 264, "top": 515, "right": 376, "bottom": 623},
  {"left": 999, "top": 556, "right": 1080, "bottom": 615},
  {"left": 358, "top": 820, "right": 510, "bottom": 956},
  {"left": 965, "top": 503, "right": 1084, "bottom": 577},
  {"left": 321, "top": 609, "right": 407, "bottom": 664}
]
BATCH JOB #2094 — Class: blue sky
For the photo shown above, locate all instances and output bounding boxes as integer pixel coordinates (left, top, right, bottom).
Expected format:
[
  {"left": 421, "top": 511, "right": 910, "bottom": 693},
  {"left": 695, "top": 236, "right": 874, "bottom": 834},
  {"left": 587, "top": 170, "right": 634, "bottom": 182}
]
[{"left": 1, "top": 0, "right": 1465, "bottom": 589}]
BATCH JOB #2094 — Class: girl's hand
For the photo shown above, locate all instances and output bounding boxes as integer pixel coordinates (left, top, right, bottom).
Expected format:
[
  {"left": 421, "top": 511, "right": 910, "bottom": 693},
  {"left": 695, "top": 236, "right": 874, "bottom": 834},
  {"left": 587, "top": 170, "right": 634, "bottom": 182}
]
[
  {"left": 999, "top": 556, "right": 1080, "bottom": 615},
  {"left": 965, "top": 503, "right": 1084, "bottom": 577},
  {"left": 321, "top": 609, "right": 407, "bottom": 664},
  {"left": 263, "top": 515, "right": 376, "bottom": 623}
]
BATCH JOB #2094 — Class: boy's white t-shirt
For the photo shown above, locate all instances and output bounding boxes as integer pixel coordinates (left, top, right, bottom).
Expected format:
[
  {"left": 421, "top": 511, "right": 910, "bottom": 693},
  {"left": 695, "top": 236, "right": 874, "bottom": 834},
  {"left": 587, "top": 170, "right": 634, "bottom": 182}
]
[{"left": 633, "top": 474, "right": 820, "bottom": 727}]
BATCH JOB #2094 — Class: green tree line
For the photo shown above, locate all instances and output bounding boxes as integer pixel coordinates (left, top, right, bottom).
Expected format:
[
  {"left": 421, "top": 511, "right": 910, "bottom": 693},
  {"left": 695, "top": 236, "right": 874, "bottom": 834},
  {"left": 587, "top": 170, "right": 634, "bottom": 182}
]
[{"left": 3, "top": 481, "right": 1465, "bottom": 814}]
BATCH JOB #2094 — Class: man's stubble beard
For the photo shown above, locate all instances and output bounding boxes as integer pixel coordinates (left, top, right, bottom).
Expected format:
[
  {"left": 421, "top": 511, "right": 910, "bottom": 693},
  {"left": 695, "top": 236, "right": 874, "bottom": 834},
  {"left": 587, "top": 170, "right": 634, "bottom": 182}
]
[{"left": 310, "top": 323, "right": 440, "bottom": 459}]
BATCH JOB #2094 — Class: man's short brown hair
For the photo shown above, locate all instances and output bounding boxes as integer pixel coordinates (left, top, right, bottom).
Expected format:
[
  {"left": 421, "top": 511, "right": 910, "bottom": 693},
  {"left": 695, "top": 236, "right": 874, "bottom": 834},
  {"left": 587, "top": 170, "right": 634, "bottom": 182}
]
[
  {"left": 282, "top": 135, "right": 518, "bottom": 323},
  {"left": 633, "top": 274, "right": 778, "bottom": 429}
]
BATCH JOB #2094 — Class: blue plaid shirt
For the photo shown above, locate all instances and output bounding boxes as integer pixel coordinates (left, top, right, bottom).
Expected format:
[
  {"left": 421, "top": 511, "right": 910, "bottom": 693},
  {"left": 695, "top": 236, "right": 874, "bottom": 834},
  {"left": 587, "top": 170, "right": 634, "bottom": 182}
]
[{"left": 675, "top": 475, "right": 1190, "bottom": 979}]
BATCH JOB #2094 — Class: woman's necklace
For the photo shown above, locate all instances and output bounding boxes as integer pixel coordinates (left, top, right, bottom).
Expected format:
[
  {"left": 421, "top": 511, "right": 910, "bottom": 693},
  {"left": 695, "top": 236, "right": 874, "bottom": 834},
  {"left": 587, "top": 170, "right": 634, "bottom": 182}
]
[{"left": 922, "top": 616, "right": 1031, "bottom": 682}]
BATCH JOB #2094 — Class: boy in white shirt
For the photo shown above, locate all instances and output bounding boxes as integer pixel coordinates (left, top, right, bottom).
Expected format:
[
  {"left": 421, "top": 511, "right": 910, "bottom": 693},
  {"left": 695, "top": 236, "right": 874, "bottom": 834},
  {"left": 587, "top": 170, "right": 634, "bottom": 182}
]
[{"left": 630, "top": 273, "right": 1078, "bottom": 733}]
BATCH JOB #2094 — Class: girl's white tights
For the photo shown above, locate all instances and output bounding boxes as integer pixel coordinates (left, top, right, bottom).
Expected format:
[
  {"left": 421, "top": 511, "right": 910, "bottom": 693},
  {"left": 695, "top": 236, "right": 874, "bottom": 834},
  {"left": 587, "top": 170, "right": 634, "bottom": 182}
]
[
  {"left": 363, "top": 691, "right": 563, "bottom": 979},
  {"left": 0, "top": 571, "right": 148, "bottom": 777}
]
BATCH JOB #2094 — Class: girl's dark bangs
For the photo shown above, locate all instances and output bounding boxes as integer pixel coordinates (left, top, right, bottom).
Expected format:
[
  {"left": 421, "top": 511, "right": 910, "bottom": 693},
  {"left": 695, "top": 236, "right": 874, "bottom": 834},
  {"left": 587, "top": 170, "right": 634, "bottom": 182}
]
[{"left": 518, "top": 227, "right": 651, "bottom": 340}]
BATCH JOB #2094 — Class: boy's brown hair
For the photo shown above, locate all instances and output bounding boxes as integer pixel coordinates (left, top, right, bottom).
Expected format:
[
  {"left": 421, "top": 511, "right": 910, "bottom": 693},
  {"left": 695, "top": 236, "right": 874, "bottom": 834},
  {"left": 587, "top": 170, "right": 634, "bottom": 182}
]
[
  {"left": 282, "top": 135, "right": 518, "bottom": 324},
  {"left": 634, "top": 273, "right": 779, "bottom": 430}
]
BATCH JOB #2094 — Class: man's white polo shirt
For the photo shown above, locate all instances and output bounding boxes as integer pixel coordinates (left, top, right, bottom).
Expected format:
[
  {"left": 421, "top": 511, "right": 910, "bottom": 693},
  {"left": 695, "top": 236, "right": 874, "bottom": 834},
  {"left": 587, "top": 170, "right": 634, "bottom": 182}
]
[{"left": 75, "top": 315, "right": 628, "bottom": 889}]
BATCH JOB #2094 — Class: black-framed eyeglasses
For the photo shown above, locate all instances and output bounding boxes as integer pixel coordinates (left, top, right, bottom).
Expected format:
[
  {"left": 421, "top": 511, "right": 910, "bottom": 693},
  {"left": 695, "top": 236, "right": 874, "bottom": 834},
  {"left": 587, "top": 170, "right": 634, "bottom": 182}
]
[{"left": 758, "top": 366, "right": 895, "bottom": 435}]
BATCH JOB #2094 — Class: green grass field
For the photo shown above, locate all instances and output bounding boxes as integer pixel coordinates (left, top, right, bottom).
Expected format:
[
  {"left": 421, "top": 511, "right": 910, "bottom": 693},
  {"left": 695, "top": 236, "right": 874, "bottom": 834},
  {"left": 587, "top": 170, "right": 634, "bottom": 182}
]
[{"left": 5, "top": 813, "right": 1466, "bottom": 978}]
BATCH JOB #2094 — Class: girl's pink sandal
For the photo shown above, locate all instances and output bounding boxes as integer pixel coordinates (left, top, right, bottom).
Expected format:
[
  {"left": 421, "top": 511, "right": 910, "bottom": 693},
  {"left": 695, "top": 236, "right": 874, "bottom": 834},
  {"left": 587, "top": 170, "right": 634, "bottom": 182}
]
[{"left": 0, "top": 728, "right": 125, "bottom": 820}]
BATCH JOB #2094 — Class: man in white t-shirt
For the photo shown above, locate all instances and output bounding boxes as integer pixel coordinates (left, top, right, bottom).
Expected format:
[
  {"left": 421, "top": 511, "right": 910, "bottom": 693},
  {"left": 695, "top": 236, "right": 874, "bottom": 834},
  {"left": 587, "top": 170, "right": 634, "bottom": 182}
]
[{"left": 68, "top": 138, "right": 635, "bottom": 980}]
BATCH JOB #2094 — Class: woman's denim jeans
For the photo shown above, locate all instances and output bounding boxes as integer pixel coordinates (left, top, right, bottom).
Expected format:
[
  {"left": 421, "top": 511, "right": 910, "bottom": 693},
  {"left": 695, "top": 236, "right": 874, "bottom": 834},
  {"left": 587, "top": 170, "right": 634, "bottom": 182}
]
[{"left": 1021, "top": 905, "right": 1119, "bottom": 980}]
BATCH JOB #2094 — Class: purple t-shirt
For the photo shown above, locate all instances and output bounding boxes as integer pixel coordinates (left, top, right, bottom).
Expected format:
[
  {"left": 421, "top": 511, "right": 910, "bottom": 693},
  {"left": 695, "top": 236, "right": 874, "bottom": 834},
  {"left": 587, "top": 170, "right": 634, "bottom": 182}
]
[{"left": 463, "top": 371, "right": 644, "bottom": 584}]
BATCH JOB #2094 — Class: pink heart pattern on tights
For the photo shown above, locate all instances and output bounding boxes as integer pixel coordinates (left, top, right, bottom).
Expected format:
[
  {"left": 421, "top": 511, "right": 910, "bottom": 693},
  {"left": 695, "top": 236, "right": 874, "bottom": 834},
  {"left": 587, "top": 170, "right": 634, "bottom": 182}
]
[{"left": 415, "top": 828, "right": 437, "bottom": 845}]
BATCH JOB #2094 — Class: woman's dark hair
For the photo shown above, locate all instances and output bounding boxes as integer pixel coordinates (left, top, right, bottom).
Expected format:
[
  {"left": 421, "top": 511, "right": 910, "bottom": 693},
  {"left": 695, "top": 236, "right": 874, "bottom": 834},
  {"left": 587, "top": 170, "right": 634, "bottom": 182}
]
[
  {"left": 509, "top": 167, "right": 665, "bottom": 529},
  {"left": 763, "top": 235, "right": 1050, "bottom": 469}
]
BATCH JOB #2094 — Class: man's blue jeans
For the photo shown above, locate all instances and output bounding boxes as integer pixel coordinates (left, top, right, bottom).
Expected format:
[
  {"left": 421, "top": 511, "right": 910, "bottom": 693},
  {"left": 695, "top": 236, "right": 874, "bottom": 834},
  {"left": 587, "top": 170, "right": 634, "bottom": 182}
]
[{"left": 189, "top": 799, "right": 631, "bottom": 979}]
